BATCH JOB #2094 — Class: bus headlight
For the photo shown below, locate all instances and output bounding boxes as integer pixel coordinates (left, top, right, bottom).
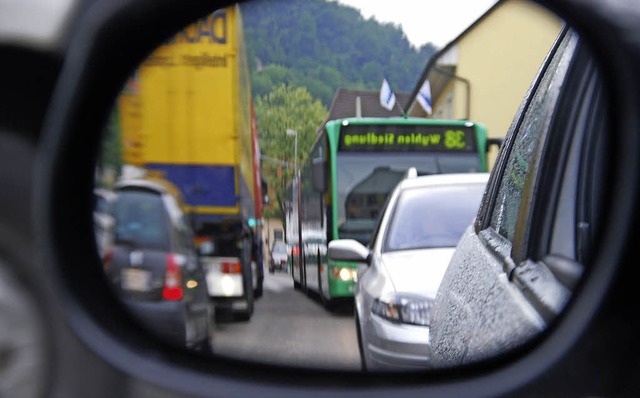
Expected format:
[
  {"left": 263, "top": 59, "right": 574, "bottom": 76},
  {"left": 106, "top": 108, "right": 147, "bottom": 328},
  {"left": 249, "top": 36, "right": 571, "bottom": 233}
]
[
  {"left": 339, "top": 268, "right": 352, "bottom": 281},
  {"left": 332, "top": 267, "right": 357, "bottom": 282},
  {"left": 371, "top": 293, "right": 434, "bottom": 326}
]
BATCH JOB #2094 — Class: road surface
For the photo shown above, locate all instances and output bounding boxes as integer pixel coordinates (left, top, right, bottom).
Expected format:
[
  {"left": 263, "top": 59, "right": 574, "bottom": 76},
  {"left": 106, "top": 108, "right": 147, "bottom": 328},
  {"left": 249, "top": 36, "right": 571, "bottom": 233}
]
[{"left": 212, "top": 270, "right": 361, "bottom": 371}]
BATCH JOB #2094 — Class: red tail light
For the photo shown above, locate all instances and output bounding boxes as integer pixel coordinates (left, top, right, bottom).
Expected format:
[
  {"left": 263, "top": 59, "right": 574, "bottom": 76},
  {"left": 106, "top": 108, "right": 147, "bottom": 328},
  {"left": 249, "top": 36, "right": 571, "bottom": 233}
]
[
  {"left": 162, "top": 254, "right": 183, "bottom": 301},
  {"left": 103, "top": 249, "right": 113, "bottom": 272},
  {"left": 195, "top": 236, "right": 209, "bottom": 246},
  {"left": 220, "top": 261, "right": 242, "bottom": 274}
]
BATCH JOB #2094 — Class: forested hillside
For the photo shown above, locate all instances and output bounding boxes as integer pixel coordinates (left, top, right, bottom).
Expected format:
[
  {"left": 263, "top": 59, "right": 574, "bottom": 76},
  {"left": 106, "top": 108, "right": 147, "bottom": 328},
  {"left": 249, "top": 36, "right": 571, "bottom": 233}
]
[
  {"left": 242, "top": 0, "right": 439, "bottom": 216},
  {"left": 241, "top": 0, "right": 437, "bottom": 107}
]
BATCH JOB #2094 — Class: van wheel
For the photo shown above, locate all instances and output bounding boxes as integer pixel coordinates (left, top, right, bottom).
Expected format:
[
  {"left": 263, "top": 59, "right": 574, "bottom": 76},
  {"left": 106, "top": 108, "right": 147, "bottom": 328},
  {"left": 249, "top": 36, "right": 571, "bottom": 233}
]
[
  {"left": 198, "top": 303, "right": 215, "bottom": 355},
  {"left": 254, "top": 280, "right": 263, "bottom": 298}
]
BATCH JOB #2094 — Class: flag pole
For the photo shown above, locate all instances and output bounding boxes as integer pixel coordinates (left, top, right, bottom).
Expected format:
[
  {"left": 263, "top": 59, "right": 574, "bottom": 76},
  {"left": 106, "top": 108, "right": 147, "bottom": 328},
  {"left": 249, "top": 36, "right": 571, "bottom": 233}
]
[
  {"left": 388, "top": 77, "right": 406, "bottom": 116},
  {"left": 394, "top": 84, "right": 406, "bottom": 117}
]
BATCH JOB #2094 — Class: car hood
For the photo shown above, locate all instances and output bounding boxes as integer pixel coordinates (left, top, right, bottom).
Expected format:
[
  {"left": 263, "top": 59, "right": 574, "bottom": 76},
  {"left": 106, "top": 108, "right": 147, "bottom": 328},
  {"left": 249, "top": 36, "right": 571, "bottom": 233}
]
[{"left": 380, "top": 248, "right": 456, "bottom": 298}]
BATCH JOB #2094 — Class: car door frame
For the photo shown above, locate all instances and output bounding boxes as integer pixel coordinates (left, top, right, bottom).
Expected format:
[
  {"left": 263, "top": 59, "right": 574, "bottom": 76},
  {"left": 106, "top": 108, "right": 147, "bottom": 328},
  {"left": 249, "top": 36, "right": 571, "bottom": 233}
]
[{"left": 464, "top": 25, "right": 608, "bottom": 349}]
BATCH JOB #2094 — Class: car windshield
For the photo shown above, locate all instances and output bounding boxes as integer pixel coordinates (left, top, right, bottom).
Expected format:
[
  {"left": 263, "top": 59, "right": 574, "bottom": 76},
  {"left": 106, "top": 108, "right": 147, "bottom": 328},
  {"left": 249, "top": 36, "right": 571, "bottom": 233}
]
[
  {"left": 113, "top": 189, "right": 170, "bottom": 250},
  {"left": 336, "top": 153, "right": 480, "bottom": 245},
  {"left": 384, "top": 182, "right": 486, "bottom": 252}
]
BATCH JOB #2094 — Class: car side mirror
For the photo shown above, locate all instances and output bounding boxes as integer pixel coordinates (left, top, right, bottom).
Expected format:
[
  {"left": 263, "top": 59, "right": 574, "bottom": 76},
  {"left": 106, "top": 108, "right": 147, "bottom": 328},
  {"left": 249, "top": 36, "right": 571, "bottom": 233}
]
[
  {"left": 328, "top": 239, "right": 370, "bottom": 262},
  {"left": 486, "top": 137, "right": 504, "bottom": 152}
]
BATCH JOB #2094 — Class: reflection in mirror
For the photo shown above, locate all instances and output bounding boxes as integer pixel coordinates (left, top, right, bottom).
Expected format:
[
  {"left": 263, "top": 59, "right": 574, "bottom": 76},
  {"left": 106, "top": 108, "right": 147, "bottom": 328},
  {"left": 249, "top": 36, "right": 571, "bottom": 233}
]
[{"left": 94, "top": 0, "right": 585, "bottom": 371}]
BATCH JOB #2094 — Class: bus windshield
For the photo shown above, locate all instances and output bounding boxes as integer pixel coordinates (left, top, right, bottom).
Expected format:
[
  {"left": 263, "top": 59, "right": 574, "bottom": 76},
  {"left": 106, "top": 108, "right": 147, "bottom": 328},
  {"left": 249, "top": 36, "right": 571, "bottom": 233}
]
[{"left": 335, "top": 152, "right": 480, "bottom": 244}]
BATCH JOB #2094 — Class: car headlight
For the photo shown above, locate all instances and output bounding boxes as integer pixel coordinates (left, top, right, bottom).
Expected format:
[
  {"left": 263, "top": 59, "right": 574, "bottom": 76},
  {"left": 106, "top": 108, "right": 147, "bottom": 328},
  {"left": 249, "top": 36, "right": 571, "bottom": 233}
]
[{"left": 371, "top": 293, "right": 434, "bottom": 326}]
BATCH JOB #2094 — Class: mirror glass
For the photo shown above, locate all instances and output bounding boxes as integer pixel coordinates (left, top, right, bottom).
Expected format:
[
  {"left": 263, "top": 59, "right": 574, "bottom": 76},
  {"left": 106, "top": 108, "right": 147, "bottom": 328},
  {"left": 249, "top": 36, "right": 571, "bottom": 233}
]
[{"left": 94, "top": 0, "right": 579, "bottom": 371}]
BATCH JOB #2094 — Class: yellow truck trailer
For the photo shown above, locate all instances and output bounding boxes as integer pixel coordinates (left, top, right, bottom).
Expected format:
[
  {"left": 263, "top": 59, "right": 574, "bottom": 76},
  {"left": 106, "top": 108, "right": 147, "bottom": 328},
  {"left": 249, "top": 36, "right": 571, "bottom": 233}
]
[{"left": 118, "top": 5, "right": 264, "bottom": 320}]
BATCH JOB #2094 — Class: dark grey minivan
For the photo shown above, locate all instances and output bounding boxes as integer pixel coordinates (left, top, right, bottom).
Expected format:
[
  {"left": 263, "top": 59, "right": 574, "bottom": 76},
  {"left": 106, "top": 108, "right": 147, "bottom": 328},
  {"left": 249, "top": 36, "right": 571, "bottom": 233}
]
[{"left": 104, "top": 177, "right": 214, "bottom": 353}]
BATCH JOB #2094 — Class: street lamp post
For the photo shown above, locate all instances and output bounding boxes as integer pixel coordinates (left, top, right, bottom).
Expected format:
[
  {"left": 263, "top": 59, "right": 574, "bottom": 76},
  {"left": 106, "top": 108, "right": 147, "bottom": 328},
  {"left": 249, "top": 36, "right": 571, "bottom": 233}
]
[
  {"left": 286, "top": 129, "right": 303, "bottom": 286},
  {"left": 285, "top": 129, "right": 298, "bottom": 222},
  {"left": 286, "top": 129, "right": 298, "bottom": 177}
]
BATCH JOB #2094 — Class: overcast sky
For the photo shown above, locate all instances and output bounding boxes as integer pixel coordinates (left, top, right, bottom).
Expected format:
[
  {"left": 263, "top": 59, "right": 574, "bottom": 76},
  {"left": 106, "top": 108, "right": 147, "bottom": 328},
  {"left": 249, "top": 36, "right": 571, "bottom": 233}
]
[{"left": 333, "top": 0, "right": 498, "bottom": 48}]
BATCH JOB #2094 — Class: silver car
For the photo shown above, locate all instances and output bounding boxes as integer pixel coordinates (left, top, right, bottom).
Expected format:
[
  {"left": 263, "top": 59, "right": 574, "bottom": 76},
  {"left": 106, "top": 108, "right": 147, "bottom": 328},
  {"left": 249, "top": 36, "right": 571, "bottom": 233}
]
[
  {"left": 269, "top": 240, "right": 288, "bottom": 272},
  {"left": 328, "top": 171, "right": 489, "bottom": 370}
]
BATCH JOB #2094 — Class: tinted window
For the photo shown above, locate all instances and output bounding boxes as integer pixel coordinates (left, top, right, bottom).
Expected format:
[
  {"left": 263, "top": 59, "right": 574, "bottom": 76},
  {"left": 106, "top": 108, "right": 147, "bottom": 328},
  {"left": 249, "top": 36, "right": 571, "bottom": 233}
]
[
  {"left": 94, "top": 194, "right": 111, "bottom": 214},
  {"left": 113, "top": 190, "right": 170, "bottom": 250},
  {"left": 490, "top": 33, "right": 577, "bottom": 241},
  {"left": 272, "top": 242, "right": 287, "bottom": 254},
  {"left": 384, "top": 183, "right": 486, "bottom": 251},
  {"left": 162, "top": 194, "right": 193, "bottom": 250}
]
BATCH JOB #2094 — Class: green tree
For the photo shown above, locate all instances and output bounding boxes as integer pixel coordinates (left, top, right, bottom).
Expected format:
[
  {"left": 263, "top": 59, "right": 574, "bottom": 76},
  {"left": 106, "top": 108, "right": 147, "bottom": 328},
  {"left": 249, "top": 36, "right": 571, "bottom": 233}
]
[
  {"left": 242, "top": 0, "right": 436, "bottom": 107},
  {"left": 254, "top": 84, "right": 327, "bottom": 219},
  {"left": 96, "top": 110, "right": 122, "bottom": 188}
]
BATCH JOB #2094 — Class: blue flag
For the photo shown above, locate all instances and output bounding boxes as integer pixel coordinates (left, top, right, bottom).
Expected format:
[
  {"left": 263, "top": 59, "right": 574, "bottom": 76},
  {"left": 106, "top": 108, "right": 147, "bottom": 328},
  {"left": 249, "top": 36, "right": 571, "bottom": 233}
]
[
  {"left": 416, "top": 79, "right": 433, "bottom": 115},
  {"left": 380, "top": 78, "right": 397, "bottom": 111}
]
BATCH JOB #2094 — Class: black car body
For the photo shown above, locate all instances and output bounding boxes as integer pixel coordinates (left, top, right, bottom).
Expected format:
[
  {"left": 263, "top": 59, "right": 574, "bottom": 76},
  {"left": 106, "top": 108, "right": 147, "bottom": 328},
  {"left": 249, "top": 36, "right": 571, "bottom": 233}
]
[{"left": 105, "top": 177, "right": 214, "bottom": 352}]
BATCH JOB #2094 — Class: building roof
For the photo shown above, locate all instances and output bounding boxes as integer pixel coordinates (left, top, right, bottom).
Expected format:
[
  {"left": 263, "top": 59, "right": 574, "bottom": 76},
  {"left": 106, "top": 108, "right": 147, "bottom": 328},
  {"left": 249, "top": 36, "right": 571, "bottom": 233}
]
[
  {"left": 327, "top": 88, "right": 412, "bottom": 120},
  {"left": 405, "top": 0, "right": 505, "bottom": 113}
]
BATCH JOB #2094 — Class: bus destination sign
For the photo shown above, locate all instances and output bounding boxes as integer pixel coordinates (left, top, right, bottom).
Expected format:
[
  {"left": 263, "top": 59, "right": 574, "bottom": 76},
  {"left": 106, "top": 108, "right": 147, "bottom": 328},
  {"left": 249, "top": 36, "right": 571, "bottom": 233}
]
[{"left": 338, "top": 124, "right": 478, "bottom": 153}]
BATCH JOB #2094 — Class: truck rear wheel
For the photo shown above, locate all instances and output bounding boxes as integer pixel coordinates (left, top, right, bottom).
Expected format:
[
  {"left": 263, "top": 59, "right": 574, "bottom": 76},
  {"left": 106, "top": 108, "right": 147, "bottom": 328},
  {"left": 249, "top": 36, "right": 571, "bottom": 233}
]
[{"left": 234, "top": 311, "right": 251, "bottom": 322}]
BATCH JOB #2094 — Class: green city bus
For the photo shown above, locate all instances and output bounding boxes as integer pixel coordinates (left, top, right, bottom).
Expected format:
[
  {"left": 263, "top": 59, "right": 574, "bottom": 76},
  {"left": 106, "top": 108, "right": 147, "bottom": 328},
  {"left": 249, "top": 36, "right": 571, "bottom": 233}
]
[{"left": 287, "top": 117, "right": 495, "bottom": 308}]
